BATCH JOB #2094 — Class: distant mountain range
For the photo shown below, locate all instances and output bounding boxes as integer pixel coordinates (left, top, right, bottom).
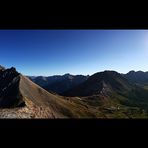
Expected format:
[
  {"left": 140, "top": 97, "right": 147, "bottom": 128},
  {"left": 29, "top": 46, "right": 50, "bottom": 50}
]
[
  {"left": 1, "top": 65, "right": 148, "bottom": 118},
  {"left": 28, "top": 70, "right": 148, "bottom": 95},
  {"left": 28, "top": 74, "right": 89, "bottom": 94},
  {"left": 123, "top": 70, "right": 148, "bottom": 85}
]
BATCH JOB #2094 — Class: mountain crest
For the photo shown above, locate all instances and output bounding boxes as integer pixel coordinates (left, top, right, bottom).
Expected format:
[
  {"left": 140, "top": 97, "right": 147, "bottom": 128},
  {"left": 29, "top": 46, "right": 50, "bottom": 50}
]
[{"left": 0, "top": 65, "right": 6, "bottom": 71}]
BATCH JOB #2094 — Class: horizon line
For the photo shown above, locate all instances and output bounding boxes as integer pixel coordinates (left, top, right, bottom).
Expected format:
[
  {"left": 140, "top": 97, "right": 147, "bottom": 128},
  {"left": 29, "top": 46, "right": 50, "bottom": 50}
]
[{"left": 24, "top": 70, "right": 148, "bottom": 77}]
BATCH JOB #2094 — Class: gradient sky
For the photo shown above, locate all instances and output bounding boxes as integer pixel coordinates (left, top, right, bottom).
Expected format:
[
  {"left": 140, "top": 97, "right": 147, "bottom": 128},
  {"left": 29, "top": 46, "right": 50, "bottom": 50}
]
[{"left": 0, "top": 30, "right": 148, "bottom": 76}]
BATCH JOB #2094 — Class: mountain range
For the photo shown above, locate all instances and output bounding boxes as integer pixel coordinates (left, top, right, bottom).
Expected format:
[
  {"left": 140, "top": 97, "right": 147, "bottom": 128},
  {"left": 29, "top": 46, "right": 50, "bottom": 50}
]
[
  {"left": 28, "top": 74, "right": 89, "bottom": 94},
  {"left": 123, "top": 70, "right": 148, "bottom": 86},
  {"left": 28, "top": 70, "right": 148, "bottom": 95},
  {"left": 1, "top": 65, "right": 148, "bottom": 118}
]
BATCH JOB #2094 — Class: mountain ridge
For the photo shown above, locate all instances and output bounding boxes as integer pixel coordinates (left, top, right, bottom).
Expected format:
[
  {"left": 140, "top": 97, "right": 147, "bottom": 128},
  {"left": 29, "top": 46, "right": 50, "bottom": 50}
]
[
  {"left": 63, "top": 70, "right": 133, "bottom": 97},
  {"left": 123, "top": 70, "right": 148, "bottom": 85},
  {"left": 28, "top": 70, "right": 148, "bottom": 95},
  {"left": 28, "top": 74, "right": 89, "bottom": 94}
]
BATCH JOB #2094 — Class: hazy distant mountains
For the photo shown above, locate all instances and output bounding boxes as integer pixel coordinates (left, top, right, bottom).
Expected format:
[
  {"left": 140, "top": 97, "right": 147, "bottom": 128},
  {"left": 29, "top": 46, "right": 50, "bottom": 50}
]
[
  {"left": 28, "top": 70, "right": 148, "bottom": 95},
  {"left": 123, "top": 70, "right": 148, "bottom": 85},
  {"left": 28, "top": 74, "right": 89, "bottom": 94},
  {"left": 0, "top": 65, "right": 5, "bottom": 70}
]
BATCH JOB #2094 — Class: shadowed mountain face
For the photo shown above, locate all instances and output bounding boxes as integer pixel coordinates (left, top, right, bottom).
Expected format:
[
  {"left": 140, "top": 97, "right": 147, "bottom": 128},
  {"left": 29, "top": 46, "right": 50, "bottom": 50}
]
[
  {"left": 63, "top": 71, "right": 148, "bottom": 113},
  {"left": 63, "top": 71, "right": 133, "bottom": 97},
  {"left": 124, "top": 70, "right": 148, "bottom": 85},
  {"left": 0, "top": 67, "right": 24, "bottom": 107},
  {"left": 28, "top": 74, "right": 89, "bottom": 94},
  {"left": 44, "top": 74, "right": 89, "bottom": 94},
  {"left": 0, "top": 65, "right": 5, "bottom": 71}
]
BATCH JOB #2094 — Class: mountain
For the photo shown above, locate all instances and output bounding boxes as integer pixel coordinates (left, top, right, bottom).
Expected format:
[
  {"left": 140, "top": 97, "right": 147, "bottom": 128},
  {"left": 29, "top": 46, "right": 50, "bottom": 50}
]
[
  {"left": 0, "top": 65, "right": 5, "bottom": 71},
  {"left": 43, "top": 74, "right": 89, "bottom": 94},
  {"left": 124, "top": 70, "right": 148, "bottom": 85},
  {"left": 28, "top": 76, "right": 49, "bottom": 87},
  {"left": 28, "top": 74, "right": 89, "bottom": 94},
  {"left": 27, "top": 76, "right": 36, "bottom": 80},
  {"left": 63, "top": 70, "right": 148, "bottom": 116},
  {"left": 63, "top": 71, "right": 133, "bottom": 97},
  {"left": 28, "top": 74, "right": 76, "bottom": 87},
  {"left": 0, "top": 67, "right": 95, "bottom": 118},
  {"left": 0, "top": 67, "right": 23, "bottom": 107}
]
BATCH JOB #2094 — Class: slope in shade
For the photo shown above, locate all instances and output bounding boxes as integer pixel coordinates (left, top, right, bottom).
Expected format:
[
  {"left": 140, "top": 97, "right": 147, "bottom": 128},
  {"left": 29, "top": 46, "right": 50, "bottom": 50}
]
[
  {"left": 28, "top": 74, "right": 89, "bottom": 94},
  {"left": 0, "top": 67, "right": 24, "bottom": 108},
  {"left": 63, "top": 71, "right": 133, "bottom": 97},
  {"left": 124, "top": 70, "right": 148, "bottom": 85},
  {"left": 63, "top": 70, "right": 148, "bottom": 113}
]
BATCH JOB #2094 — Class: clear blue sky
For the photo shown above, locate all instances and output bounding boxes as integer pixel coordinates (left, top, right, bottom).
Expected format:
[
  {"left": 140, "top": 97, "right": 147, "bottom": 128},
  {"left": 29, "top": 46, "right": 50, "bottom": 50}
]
[{"left": 0, "top": 30, "right": 148, "bottom": 76}]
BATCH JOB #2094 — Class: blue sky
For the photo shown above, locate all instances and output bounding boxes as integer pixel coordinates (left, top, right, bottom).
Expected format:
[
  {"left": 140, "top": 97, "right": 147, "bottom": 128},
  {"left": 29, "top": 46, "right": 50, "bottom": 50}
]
[{"left": 0, "top": 30, "right": 148, "bottom": 76}]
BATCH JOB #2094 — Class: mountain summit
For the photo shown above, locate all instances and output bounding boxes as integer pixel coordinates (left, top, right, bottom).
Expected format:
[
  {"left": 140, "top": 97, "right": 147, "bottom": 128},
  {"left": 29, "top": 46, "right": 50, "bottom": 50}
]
[
  {"left": 124, "top": 70, "right": 148, "bottom": 85},
  {"left": 0, "top": 65, "right": 6, "bottom": 71}
]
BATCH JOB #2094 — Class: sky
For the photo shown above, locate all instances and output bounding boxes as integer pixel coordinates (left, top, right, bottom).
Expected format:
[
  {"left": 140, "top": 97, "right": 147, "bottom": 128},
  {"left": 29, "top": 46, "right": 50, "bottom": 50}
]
[{"left": 0, "top": 30, "right": 148, "bottom": 76}]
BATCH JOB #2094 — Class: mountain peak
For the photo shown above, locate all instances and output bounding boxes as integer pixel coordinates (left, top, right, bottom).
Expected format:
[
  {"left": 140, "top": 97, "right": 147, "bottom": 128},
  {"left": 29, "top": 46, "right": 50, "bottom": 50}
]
[
  {"left": 124, "top": 70, "right": 148, "bottom": 84},
  {"left": 136, "top": 70, "right": 144, "bottom": 73},
  {"left": 128, "top": 70, "right": 135, "bottom": 73},
  {"left": 10, "top": 67, "right": 16, "bottom": 70},
  {"left": 104, "top": 70, "right": 117, "bottom": 73},
  {"left": 103, "top": 70, "right": 119, "bottom": 75},
  {"left": 63, "top": 73, "right": 72, "bottom": 76},
  {"left": 93, "top": 70, "right": 120, "bottom": 78},
  {"left": 0, "top": 65, "right": 6, "bottom": 71},
  {"left": 127, "top": 70, "right": 145, "bottom": 74}
]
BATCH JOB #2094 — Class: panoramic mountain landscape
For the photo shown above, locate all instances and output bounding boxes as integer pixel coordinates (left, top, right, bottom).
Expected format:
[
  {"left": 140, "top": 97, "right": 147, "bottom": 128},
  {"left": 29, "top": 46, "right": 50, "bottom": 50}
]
[
  {"left": 0, "top": 65, "right": 148, "bottom": 118},
  {"left": 1, "top": 30, "right": 148, "bottom": 118}
]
